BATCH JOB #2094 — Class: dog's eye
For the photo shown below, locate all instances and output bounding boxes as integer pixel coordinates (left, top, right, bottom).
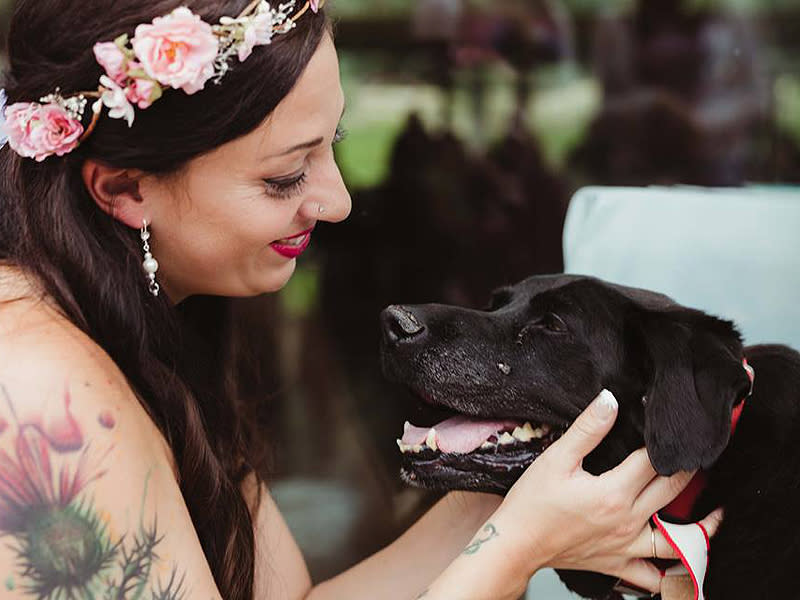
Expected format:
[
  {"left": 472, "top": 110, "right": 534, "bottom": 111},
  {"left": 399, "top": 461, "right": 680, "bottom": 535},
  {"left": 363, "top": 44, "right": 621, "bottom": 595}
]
[
  {"left": 517, "top": 312, "right": 568, "bottom": 343},
  {"left": 541, "top": 312, "right": 568, "bottom": 333}
]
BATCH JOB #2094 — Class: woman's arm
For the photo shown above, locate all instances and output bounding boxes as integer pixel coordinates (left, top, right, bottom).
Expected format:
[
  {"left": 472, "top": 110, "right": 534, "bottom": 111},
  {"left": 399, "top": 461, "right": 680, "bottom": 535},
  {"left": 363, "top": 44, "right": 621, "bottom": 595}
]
[
  {"left": 306, "top": 491, "right": 502, "bottom": 600},
  {"left": 253, "top": 477, "right": 501, "bottom": 599}
]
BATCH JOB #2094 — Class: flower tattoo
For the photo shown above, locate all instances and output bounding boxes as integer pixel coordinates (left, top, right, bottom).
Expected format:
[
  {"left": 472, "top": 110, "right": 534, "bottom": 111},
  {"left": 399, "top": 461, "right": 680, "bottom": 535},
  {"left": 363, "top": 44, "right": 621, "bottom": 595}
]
[{"left": 0, "top": 384, "right": 185, "bottom": 599}]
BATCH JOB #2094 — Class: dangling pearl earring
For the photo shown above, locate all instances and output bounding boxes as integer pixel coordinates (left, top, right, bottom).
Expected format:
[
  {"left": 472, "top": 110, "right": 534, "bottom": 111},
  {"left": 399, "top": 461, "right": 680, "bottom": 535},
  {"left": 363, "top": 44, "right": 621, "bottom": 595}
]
[{"left": 140, "top": 219, "right": 160, "bottom": 297}]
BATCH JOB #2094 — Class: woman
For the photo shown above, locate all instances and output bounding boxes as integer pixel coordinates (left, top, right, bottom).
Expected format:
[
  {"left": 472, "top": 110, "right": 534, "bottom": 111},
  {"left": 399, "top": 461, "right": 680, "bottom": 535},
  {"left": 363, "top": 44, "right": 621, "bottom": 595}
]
[{"left": 0, "top": 1, "right": 721, "bottom": 598}]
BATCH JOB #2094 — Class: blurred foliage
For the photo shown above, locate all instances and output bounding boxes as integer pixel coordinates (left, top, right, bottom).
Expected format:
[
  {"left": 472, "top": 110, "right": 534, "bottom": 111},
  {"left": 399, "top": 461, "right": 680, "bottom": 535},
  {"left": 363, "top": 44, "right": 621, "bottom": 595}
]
[
  {"left": 332, "top": 0, "right": 800, "bottom": 190},
  {"left": 336, "top": 54, "right": 601, "bottom": 190},
  {"left": 280, "top": 264, "right": 320, "bottom": 318},
  {"left": 330, "top": 0, "right": 800, "bottom": 18},
  {"left": 776, "top": 75, "right": 800, "bottom": 146}
]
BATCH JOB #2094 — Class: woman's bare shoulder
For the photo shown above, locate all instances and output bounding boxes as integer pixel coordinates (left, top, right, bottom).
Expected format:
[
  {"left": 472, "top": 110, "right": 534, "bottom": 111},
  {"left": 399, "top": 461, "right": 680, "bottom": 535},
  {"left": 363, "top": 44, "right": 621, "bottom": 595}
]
[
  {"left": 0, "top": 267, "right": 120, "bottom": 373},
  {"left": 0, "top": 266, "right": 187, "bottom": 497},
  {"left": 0, "top": 270, "right": 162, "bottom": 455},
  {"left": 0, "top": 269, "right": 224, "bottom": 598}
]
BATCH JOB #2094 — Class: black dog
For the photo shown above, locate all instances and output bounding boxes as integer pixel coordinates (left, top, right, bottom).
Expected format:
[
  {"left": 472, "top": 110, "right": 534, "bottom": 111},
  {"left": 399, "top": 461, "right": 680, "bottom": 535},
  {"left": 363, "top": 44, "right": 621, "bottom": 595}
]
[{"left": 380, "top": 274, "right": 800, "bottom": 599}]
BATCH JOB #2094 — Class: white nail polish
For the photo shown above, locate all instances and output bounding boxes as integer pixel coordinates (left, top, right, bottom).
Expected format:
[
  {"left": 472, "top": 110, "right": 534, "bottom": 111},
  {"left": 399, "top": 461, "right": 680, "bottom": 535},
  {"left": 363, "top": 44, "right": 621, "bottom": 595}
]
[{"left": 595, "top": 389, "right": 618, "bottom": 417}]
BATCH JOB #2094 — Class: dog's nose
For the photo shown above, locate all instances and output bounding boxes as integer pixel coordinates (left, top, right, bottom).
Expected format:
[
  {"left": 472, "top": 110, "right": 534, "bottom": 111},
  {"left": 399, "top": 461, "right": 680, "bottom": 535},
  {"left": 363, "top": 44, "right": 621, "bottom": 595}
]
[{"left": 381, "top": 305, "right": 425, "bottom": 344}]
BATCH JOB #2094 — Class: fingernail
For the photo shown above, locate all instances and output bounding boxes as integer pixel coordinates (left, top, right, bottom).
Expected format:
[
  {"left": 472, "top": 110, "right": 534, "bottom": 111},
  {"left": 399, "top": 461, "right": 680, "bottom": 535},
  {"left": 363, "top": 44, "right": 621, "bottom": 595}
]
[{"left": 592, "top": 389, "right": 618, "bottom": 419}]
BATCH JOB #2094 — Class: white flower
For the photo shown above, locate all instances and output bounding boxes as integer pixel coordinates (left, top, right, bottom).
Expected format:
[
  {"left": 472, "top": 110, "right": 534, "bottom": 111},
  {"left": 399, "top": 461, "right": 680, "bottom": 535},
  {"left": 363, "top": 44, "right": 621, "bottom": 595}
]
[
  {"left": 238, "top": 2, "right": 276, "bottom": 61},
  {"left": 98, "top": 75, "right": 135, "bottom": 127}
]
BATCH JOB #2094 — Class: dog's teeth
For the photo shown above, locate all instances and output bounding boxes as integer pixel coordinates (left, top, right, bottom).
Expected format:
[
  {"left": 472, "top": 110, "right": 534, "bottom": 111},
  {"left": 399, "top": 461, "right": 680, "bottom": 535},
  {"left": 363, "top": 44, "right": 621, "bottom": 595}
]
[
  {"left": 425, "top": 428, "right": 438, "bottom": 451},
  {"left": 522, "top": 422, "right": 537, "bottom": 438},
  {"left": 512, "top": 426, "right": 533, "bottom": 442},
  {"left": 403, "top": 421, "right": 411, "bottom": 433},
  {"left": 480, "top": 441, "right": 495, "bottom": 449},
  {"left": 412, "top": 444, "right": 423, "bottom": 453},
  {"left": 397, "top": 439, "right": 410, "bottom": 453},
  {"left": 498, "top": 432, "right": 515, "bottom": 445}
]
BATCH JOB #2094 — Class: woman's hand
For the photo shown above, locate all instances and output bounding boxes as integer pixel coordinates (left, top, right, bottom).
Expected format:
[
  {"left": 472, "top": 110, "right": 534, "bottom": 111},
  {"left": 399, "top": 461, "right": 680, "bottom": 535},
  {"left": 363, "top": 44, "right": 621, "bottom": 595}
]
[{"left": 493, "top": 389, "right": 724, "bottom": 594}]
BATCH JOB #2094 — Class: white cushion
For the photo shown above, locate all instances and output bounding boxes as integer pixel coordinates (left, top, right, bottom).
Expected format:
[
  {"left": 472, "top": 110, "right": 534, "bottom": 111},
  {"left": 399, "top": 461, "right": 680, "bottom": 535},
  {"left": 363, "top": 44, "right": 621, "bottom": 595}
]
[{"left": 563, "top": 185, "right": 800, "bottom": 350}]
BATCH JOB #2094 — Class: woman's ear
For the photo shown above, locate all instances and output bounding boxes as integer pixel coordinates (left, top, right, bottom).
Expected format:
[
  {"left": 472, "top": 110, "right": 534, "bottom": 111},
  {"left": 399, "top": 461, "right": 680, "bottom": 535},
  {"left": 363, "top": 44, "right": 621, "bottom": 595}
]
[{"left": 81, "top": 159, "right": 151, "bottom": 229}]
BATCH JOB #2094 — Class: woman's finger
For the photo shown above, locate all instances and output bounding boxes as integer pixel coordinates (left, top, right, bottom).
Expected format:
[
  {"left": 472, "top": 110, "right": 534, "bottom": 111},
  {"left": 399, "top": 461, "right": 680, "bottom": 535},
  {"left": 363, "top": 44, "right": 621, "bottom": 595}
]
[
  {"left": 633, "top": 469, "right": 696, "bottom": 517},
  {"left": 699, "top": 507, "right": 724, "bottom": 538},
  {"left": 603, "top": 447, "right": 658, "bottom": 496},
  {"left": 626, "top": 523, "right": 679, "bottom": 560},
  {"left": 614, "top": 559, "right": 663, "bottom": 594},
  {"left": 551, "top": 389, "right": 618, "bottom": 469}
]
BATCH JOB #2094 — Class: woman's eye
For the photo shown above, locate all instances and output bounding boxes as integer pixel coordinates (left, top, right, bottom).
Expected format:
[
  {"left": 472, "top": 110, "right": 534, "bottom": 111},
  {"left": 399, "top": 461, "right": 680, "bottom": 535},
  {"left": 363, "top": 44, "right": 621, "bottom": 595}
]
[
  {"left": 333, "top": 125, "right": 348, "bottom": 145},
  {"left": 263, "top": 171, "right": 307, "bottom": 199}
]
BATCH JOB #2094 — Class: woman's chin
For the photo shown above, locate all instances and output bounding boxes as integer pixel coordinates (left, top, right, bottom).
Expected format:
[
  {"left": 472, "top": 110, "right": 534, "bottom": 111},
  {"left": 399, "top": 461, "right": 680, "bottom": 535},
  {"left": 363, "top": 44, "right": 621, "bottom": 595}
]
[
  {"left": 249, "top": 258, "right": 297, "bottom": 295},
  {"left": 170, "top": 259, "right": 298, "bottom": 300}
]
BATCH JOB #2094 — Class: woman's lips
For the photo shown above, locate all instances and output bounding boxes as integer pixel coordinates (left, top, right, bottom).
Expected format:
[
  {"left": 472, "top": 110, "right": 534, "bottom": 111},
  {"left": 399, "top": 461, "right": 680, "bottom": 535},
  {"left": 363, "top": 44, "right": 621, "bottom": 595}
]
[{"left": 270, "top": 227, "right": 313, "bottom": 259}]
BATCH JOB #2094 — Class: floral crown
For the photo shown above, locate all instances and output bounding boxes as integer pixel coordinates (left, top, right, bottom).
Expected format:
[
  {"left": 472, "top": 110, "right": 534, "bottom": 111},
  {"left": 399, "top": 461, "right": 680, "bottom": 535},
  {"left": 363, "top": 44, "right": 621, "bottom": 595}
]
[{"left": 1, "top": 0, "right": 324, "bottom": 162}]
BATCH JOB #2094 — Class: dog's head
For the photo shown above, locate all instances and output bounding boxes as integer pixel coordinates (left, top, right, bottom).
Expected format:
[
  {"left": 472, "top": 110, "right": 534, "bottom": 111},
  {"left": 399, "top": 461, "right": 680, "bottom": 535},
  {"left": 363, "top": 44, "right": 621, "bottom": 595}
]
[{"left": 380, "top": 274, "right": 752, "bottom": 493}]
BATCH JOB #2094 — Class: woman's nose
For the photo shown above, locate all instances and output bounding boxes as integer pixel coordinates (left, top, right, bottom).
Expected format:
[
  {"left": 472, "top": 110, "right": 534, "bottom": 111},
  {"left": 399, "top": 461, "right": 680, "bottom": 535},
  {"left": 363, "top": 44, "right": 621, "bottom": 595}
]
[{"left": 299, "top": 157, "right": 351, "bottom": 223}]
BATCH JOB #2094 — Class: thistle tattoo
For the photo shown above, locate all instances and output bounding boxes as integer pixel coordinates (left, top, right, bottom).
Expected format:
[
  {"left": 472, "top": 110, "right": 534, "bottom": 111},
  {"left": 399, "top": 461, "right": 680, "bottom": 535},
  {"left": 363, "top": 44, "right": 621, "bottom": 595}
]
[{"left": 0, "top": 385, "right": 186, "bottom": 599}]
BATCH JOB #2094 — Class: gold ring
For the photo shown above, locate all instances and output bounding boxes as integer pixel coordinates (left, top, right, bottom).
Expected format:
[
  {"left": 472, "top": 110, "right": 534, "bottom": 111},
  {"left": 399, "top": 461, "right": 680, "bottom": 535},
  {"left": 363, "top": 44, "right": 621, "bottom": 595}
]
[{"left": 651, "top": 525, "right": 658, "bottom": 560}]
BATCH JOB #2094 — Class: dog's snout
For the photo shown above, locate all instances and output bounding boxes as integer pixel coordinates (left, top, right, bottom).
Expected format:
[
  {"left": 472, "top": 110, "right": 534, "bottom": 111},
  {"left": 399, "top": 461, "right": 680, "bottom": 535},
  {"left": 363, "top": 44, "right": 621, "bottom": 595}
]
[{"left": 381, "top": 305, "right": 425, "bottom": 344}]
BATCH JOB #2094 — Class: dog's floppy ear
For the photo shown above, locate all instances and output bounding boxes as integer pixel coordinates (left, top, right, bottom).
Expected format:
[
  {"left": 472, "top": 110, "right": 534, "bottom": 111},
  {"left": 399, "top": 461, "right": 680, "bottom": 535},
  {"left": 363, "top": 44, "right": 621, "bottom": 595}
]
[{"left": 638, "top": 310, "right": 751, "bottom": 475}]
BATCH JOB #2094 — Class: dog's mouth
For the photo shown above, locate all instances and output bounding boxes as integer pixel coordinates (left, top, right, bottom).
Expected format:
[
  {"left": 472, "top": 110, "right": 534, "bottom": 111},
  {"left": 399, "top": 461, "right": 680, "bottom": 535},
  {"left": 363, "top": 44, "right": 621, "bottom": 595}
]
[{"left": 396, "top": 413, "right": 565, "bottom": 494}]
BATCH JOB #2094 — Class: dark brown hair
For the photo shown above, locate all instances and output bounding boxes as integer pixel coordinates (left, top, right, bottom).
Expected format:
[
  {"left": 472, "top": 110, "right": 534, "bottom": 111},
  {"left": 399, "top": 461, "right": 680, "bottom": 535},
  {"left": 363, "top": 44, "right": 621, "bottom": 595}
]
[{"left": 0, "top": 1, "right": 328, "bottom": 597}]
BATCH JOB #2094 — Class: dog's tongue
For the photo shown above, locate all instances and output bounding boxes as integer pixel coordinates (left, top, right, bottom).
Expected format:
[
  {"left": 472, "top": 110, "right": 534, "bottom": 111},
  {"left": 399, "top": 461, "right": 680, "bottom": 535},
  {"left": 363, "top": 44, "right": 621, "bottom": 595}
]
[{"left": 401, "top": 416, "right": 521, "bottom": 453}]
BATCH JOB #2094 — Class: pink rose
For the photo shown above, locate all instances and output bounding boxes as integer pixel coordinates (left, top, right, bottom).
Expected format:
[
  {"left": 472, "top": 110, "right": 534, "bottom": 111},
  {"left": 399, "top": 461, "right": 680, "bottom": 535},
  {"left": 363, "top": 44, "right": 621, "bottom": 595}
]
[
  {"left": 4, "top": 103, "right": 39, "bottom": 159},
  {"left": 4, "top": 102, "right": 83, "bottom": 162},
  {"left": 126, "top": 77, "right": 158, "bottom": 109},
  {"left": 93, "top": 42, "right": 128, "bottom": 85},
  {"left": 30, "top": 104, "right": 84, "bottom": 159},
  {"left": 131, "top": 7, "right": 219, "bottom": 95}
]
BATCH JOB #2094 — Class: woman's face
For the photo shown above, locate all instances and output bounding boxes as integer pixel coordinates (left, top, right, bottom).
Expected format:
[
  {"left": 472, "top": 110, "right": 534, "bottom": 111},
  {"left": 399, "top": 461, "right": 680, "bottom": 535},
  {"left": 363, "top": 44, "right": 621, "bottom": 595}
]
[{"left": 141, "top": 33, "right": 349, "bottom": 303}]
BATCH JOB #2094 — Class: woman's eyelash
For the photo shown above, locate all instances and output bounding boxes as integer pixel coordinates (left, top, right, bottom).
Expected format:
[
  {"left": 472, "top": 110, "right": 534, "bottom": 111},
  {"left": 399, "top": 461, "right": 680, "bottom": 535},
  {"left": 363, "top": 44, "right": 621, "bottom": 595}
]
[
  {"left": 333, "top": 125, "right": 348, "bottom": 145},
  {"left": 263, "top": 127, "right": 345, "bottom": 198},
  {"left": 263, "top": 172, "right": 307, "bottom": 199}
]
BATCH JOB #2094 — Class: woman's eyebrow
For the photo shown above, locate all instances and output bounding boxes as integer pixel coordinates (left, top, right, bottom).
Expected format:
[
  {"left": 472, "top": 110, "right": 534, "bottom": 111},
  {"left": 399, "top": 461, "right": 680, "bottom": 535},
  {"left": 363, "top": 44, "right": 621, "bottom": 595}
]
[
  {"left": 268, "top": 103, "right": 347, "bottom": 158},
  {"left": 273, "top": 137, "right": 324, "bottom": 157}
]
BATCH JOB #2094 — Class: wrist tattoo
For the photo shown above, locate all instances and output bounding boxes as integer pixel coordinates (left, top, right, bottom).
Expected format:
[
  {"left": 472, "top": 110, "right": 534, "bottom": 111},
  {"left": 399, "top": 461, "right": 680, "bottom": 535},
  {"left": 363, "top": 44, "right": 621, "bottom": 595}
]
[{"left": 462, "top": 522, "right": 499, "bottom": 555}]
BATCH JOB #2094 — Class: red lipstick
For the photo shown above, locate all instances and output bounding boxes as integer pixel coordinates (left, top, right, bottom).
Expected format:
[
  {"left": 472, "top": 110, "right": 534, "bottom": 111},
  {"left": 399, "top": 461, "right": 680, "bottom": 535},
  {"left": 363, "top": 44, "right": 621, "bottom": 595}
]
[{"left": 270, "top": 227, "right": 313, "bottom": 259}]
